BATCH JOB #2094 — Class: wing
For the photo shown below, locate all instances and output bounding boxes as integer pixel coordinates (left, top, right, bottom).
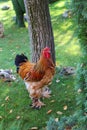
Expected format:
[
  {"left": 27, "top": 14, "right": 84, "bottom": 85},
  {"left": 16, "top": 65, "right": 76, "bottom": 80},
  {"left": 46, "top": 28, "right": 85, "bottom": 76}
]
[
  {"left": 32, "top": 68, "right": 55, "bottom": 90},
  {"left": 18, "top": 61, "right": 45, "bottom": 82},
  {"left": 19, "top": 57, "right": 55, "bottom": 83},
  {"left": 24, "top": 69, "right": 45, "bottom": 82}
]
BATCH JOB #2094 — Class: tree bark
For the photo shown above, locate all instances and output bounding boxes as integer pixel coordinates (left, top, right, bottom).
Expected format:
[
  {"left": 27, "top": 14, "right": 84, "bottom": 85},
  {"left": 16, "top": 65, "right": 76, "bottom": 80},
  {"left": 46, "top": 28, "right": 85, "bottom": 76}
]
[{"left": 24, "top": 0, "right": 55, "bottom": 63}]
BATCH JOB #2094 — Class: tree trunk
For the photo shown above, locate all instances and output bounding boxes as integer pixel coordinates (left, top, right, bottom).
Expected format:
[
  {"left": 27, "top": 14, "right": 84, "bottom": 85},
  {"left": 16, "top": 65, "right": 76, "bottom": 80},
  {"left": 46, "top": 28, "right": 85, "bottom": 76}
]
[
  {"left": 12, "top": 0, "right": 25, "bottom": 27},
  {"left": 24, "top": 0, "right": 55, "bottom": 63}
]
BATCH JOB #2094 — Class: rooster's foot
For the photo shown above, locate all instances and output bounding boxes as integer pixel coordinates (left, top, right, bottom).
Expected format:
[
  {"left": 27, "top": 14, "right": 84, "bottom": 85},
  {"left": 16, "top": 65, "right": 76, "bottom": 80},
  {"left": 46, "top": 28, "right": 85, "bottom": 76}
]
[
  {"left": 31, "top": 99, "right": 45, "bottom": 109},
  {"left": 43, "top": 93, "right": 51, "bottom": 98},
  {"left": 42, "top": 90, "right": 51, "bottom": 98}
]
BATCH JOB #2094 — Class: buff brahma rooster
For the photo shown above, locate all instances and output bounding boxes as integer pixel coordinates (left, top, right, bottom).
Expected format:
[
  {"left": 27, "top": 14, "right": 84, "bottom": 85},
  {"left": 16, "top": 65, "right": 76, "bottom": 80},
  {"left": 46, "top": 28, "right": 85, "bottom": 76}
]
[{"left": 15, "top": 47, "right": 55, "bottom": 109}]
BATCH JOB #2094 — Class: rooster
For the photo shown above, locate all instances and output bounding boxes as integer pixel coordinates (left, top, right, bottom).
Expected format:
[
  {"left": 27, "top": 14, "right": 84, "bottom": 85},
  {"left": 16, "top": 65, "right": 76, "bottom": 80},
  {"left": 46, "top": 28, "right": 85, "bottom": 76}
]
[{"left": 15, "top": 47, "right": 55, "bottom": 109}]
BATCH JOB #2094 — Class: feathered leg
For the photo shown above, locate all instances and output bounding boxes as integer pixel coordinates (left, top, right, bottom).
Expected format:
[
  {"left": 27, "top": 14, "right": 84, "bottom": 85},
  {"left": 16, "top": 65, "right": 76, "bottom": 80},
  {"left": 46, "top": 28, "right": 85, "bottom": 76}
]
[
  {"left": 42, "top": 86, "right": 51, "bottom": 98},
  {"left": 30, "top": 89, "right": 45, "bottom": 109}
]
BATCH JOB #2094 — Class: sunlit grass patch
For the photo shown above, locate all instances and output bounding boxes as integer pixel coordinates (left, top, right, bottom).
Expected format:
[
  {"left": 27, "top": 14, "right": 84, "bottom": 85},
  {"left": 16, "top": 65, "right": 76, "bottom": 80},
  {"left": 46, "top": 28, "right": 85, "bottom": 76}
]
[{"left": 50, "top": 0, "right": 82, "bottom": 66}]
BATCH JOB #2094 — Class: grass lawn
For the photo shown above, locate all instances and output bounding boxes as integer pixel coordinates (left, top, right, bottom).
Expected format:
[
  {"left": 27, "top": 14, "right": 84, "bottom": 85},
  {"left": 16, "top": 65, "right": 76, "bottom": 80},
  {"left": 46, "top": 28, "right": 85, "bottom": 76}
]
[{"left": 0, "top": 0, "right": 82, "bottom": 129}]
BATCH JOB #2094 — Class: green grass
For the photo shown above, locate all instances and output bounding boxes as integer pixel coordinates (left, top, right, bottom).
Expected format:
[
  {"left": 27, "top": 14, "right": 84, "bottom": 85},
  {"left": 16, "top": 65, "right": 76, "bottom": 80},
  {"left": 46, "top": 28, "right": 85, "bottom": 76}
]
[{"left": 0, "top": 0, "right": 82, "bottom": 129}]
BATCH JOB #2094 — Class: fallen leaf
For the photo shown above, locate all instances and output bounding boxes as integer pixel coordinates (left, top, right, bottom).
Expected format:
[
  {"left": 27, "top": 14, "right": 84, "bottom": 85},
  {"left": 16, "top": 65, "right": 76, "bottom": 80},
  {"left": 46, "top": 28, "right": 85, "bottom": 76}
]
[
  {"left": 47, "top": 110, "right": 52, "bottom": 114},
  {"left": 9, "top": 109, "right": 13, "bottom": 114},
  {"left": 16, "top": 116, "right": 20, "bottom": 120},
  {"left": 31, "top": 127, "right": 38, "bottom": 130},
  {"left": 0, "top": 48, "right": 3, "bottom": 51},
  {"left": 78, "top": 89, "right": 82, "bottom": 93},
  {"left": 5, "top": 96, "right": 10, "bottom": 101},
  {"left": 1, "top": 104, "right": 5, "bottom": 107},
  {"left": 63, "top": 105, "right": 68, "bottom": 110},
  {"left": 50, "top": 100, "right": 55, "bottom": 103},
  {"left": 56, "top": 111, "right": 63, "bottom": 115},
  {"left": 84, "top": 113, "right": 87, "bottom": 116},
  {"left": 56, "top": 79, "right": 60, "bottom": 83},
  {"left": 0, "top": 116, "right": 2, "bottom": 119},
  {"left": 55, "top": 118, "right": 58, "bottom": 122}
]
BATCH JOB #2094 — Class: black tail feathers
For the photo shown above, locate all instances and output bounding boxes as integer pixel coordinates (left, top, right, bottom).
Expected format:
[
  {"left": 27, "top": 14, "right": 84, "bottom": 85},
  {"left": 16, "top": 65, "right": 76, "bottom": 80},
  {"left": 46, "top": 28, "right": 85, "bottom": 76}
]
[{"left": 15, "top": 54, "right": 28, "bottom": 67}]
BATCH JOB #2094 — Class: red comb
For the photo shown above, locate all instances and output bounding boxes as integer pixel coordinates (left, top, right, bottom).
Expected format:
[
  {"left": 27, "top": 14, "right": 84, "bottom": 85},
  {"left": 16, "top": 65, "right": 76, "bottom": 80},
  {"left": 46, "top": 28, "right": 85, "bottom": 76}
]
[{"left": 43, "top": 47, "right": 50, "bottom": 51}]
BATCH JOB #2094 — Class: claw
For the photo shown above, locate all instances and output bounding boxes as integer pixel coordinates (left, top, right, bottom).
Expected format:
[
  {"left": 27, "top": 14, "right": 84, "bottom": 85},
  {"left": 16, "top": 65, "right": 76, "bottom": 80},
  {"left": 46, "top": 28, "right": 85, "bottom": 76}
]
[
  {"left": 31, "top": 98, "right": 45, "bottom": 109},
  {"left": 35, "top": 106, "right": 40, "bottom": 110},
  {"left": 42, "top": 90, "right": 51, "bottom": 98}
]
